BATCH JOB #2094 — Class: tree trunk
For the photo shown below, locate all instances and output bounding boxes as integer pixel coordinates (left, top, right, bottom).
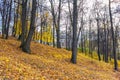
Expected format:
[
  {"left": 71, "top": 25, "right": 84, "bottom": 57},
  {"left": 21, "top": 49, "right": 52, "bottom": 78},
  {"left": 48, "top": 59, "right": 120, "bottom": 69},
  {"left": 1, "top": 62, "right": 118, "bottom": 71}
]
[
  {"left": 56, "top": 0, "right": 62, "bottom": 48},
  {"left": 66, "top": 22, "right": 68, "bottom": 50},
  {"left": 20, "top": 0, "right": 28, "bottom": 47},
  {"left": 109, "top": 0, "right": 118, "bottom": 70},
  {"left": 1, "top": 0, "right": 6, "bottom": 38},
  {"left": 6, "top": 0, "right": 12, "bottom": 39},
  {"left": 103, "top": 19, "right": 108, "bottom": 62},
  {"left": 56, "top": 29, "right": 61, "bottom": 48},
  {"left": 81, "top": 30, "right": 84, "bottom": 53},
  {"left": 89, "top": 19, "right": 93, "bottom": 58},
  {"left": 71, "top": 0, "right": 78, "bottom": 64},
  {"left": 49, "top": 0, "right": 61, "bottom": 48},
  {"left": 22, "top": 0, "right": 37, "bottom": 53},
  {"left": 96, "top": 17, "right": 101, "bottom": 61},
  {"left": 53, "top": 22, "right": 55, "bottom": 47},
  {"left": 67, "top": 0, "right": 73, "bottom": 51},
  {"left": 40, "top": 18, "right": 43, "bottom": 44},
  {"left": 2, "top": 2, "right": 9, "bottom": 39}
]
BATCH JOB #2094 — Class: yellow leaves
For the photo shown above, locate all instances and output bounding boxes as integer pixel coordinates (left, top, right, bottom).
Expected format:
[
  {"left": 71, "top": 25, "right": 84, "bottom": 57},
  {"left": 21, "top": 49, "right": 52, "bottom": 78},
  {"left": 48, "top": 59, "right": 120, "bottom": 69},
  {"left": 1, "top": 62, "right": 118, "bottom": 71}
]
[
  {"left": 0, "top": 38, "right": 120, "bottom": 80},
  {"left": 16, "top": 4, "right": 22, "bottom": 15},
  {"left": 63, "top": 76, "right": 69, "bottom": 80},
  {"left": 33, "top": 25, "right": 53, "bottom": 43},
  {"left": 6, "top": 59, "right": 9, "bottom": 62},
  {"left": 41, "top": 76, "right": 46, "bottom": 80},
  {"left": 0, "top": 57, "right": 10, "bottom": 62},
  {"left": 36, "top": 13, "right": 40, "bottom": 17},
  {"left": 53, "top": 54, "right": 62, "bottom": 59},
  {"left": 42, "top": 31, "right": 52, "bottom": 43},
  {"left": 14, "top": 18, "right": 22, "bottom": 36},
  {"left": 14, "top": 18, "right": 31, "bottom": 36},
  {"left": 15, "top": 67, "right": 23, "bottom": 73},
  {"left": 26, "top": 20, "right": 30, "bottom": 30},
  {"left": 44, "top": 11, "right": 49, "bottom": 18},
  {"left": 41, "top": 26, "right": 53, "bottom": 43}
]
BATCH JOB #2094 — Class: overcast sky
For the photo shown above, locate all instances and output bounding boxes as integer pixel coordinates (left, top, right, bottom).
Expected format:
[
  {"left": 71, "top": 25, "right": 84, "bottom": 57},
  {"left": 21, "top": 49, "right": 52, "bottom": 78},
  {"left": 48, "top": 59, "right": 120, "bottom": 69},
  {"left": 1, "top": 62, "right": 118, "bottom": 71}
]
[{"left": 0, "top": 0, "right": 119, "bottom": 31}]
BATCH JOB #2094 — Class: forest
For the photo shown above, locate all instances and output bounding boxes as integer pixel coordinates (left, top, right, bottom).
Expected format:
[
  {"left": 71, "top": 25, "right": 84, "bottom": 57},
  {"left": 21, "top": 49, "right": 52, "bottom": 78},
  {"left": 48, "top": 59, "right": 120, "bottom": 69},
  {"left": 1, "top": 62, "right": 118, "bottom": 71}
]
[{"left": 0, "top": 0, "right": 120, "bottom": 79}]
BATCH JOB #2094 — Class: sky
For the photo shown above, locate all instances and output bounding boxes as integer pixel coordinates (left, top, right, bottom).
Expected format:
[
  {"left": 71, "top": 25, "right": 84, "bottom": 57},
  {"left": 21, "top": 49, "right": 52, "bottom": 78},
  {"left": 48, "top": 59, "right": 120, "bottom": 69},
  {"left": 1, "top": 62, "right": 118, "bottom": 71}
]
[{"left": 0, "top": 0, "right": 119, "bottom": 31}]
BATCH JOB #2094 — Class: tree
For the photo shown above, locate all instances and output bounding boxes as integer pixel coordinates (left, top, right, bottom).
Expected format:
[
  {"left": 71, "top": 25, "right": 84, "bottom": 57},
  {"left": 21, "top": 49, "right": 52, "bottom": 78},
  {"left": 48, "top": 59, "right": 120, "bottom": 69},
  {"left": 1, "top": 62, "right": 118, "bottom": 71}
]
[
  {"left": 49, "top": 0, "right": 61, "bottom": 48},
  {"left": 67, "top": 0, "right": 72, "bottom": 50},
  {"left": 89, "top": 18, "right": 93, "bottom": 58},
  {"left": 20, "top": 0, "right": 28, "bottom": 47},
  {"left": 103, "top": 15, "right": 109, "bottom": 63},
  {"left": 0, "top": 0, "right": 7, "bottom": 38},
  {"left": 96, "top": 15, "right": 101, "bottom": 61},
  {"left": 71, "top": 0, "right": 78, "bottom": 64},
  {"left": 92, "top": 0, "right": 102, "bottom": 61},
  {"left": 109, "top": 0, "right": 118, "bottom": 70},
  {"left": 0, "top": 0, "right": 13, "bottom": 39},
  {"left": 22, "top": 0, "right": 37, "bottom": 53},
  {"left": 6, "top": 0, "right": 12, "bottom": 39}
]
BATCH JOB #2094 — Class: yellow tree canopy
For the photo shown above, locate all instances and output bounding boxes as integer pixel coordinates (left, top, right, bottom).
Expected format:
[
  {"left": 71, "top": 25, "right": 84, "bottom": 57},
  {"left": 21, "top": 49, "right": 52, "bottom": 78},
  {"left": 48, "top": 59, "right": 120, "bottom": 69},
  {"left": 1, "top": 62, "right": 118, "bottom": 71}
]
[
  {"left": 14, "top": 18, "right": 31, "bottom": 36},
  {"left": 14, "top": 18, "right": 22, "bottom": 36},
  {"left": 42, "top": 26, "right": 53, "bottom": 43}
]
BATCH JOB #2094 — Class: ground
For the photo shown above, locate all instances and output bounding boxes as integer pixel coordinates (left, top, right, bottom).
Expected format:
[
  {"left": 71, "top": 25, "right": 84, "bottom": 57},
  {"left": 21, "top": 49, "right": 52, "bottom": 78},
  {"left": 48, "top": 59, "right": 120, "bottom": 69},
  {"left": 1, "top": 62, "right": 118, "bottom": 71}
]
[{"left": 0, "top": 37, "right": 120, "bottom": 80}]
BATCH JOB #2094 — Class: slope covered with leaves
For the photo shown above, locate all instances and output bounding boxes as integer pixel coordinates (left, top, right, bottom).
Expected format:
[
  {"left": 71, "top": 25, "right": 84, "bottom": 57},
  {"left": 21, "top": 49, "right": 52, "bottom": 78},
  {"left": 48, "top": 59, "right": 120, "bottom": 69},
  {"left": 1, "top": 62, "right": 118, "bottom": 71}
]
[{"left": 0, "top": 37, "right": 120, "bottom": 80}]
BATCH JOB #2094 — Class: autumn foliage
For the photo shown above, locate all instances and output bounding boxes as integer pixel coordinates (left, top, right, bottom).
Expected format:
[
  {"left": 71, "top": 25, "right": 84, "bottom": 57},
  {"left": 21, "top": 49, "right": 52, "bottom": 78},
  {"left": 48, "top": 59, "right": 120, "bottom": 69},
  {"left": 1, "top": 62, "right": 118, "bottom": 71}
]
[{"left": 0, "top": 37, "right": 120, "bottom": 80}]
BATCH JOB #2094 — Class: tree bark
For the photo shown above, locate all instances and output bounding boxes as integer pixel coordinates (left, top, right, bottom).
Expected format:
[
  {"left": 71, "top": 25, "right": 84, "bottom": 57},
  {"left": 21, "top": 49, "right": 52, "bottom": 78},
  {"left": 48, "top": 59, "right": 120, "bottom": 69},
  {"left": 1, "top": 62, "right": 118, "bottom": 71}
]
[
  {"left": 96, "top": 16, "right": 101, "bottom": 61},
  {"left": 71, "top": 0, "right": 78, "bottom": 64},
  {"left": 6, "top": 0, "right": 12, "bottom": 39},
  {"left": 22, "top": 0, "right": 37, "bottom": 53},
  {"left": 109, "top": 0, "right": 118, "bottom": 70},
  {"left": 89, "top": 19, "right": 93, "bottom": 58},
  {"left": 56, "top": 0, "right": 62, "bottom": 48},
  {"left": 20, "top": 0, "right": 28, "bottom": 47},
  {"left": 103, "top": 19, "right": 108, "bottom": 62},
  {"left": 49, "top": 0, "right": 61, "bottom": 48}
]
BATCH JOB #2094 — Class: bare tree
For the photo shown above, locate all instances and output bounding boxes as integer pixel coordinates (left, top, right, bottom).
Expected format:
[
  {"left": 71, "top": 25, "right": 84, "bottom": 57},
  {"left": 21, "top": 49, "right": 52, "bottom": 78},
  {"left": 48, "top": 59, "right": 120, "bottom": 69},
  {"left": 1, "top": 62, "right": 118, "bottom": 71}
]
[
  {"left": 89, "top": 18, "right": 93, "bottom": 58},
  {"left": 109, "top": 0, "right": 118, "bottom": 70},
  {"left": 6, "top": 0, "right": 12, "bottom": 39},
  {"left": 22, "top": 0, "right": 37, "bottom": 53},
  {"left": 20, "top": 0, "right": 28, "bottom": 47},
  {"left": 0, "top": 0, "right": 13, "bottom": 39},
  {"left": 71, "top": 0, "right": 78, "bottom": 64},
  {"left": 49, "top": 0, "right": 62, "bottom": 48}
]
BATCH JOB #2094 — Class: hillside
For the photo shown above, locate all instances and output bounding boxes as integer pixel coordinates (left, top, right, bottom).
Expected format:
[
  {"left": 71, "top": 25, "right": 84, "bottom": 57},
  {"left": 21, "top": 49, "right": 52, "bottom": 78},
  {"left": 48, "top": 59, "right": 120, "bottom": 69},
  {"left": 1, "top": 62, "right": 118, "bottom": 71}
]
[{"left": 0, "top": 37, "right": 120, "bottom": 80}]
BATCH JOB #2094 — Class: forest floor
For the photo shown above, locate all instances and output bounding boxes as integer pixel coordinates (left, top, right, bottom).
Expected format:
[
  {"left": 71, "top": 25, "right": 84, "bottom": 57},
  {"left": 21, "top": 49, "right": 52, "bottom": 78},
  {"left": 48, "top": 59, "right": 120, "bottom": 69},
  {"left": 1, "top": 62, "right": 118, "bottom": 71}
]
[{"left": 0, "top": 37, "right": 120, "bottom": 80}]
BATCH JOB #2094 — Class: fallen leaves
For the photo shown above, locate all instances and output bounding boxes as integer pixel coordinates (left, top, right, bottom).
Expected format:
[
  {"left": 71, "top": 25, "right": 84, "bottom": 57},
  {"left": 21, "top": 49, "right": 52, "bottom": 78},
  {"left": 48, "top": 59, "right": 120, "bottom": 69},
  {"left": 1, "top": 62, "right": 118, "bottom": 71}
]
[{"left": 0, "top": 37, "right": 119, "bottom": 80}]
